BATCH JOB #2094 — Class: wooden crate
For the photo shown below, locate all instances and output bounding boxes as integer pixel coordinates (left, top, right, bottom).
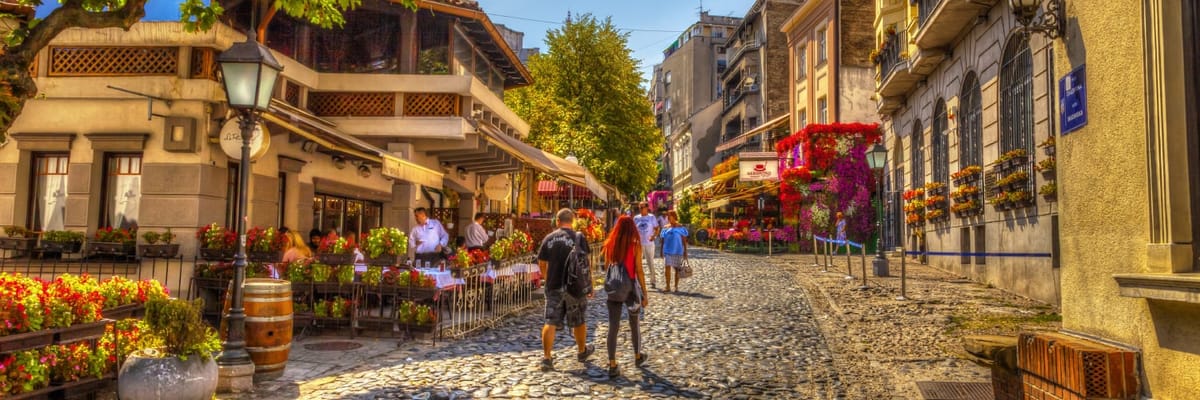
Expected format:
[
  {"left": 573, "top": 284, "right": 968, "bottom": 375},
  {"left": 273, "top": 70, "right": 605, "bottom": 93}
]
[{"left": 1017, "top": 332, "right": 1138, "bottom": 399}]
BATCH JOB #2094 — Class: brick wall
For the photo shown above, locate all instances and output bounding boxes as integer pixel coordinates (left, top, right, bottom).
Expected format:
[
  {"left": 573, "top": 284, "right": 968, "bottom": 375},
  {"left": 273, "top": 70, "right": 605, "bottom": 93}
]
[
  {"left": 839, "top": 0, "right": 875, "bottom": 68},
  {"left": 762, "top": 1, "right": 802, "bottom": 120},
  {"left": 1012, "top": 332, "right": 1139, "bottom": 400}
]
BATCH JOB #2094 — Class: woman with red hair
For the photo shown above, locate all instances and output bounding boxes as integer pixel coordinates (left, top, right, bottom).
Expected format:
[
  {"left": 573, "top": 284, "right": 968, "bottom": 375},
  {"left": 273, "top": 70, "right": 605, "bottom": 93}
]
[{"left": 601, "top": 215, "right": 649, "bottom": 377}]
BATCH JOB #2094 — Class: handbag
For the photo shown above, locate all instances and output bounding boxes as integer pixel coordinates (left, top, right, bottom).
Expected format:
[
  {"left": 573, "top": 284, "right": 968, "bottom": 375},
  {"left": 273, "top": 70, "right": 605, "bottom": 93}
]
[
  {"left": 677, "top": 257, "right": 694, "bottom": 279},
  {"left": 604, "top": 261, "right": 638, "bottom": 303}
]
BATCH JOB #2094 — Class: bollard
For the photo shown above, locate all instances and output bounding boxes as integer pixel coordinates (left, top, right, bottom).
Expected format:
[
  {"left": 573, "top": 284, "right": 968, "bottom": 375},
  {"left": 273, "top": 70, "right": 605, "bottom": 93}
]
[
  {"left": 825, "top": 240, "right": 832, "bottom": 272},
  {"left": 845, "top": 242, "right": 853, "bottom": 280},
  {"left": 768, "top": 230, "right": 773, "bottom": 257},
  {"left": 898, "top": 248, "right": 908, "bottom": 301},
  {"left": 860, "top": 245, "right": 868, "bottom": 289},
  {"left": 812, "top": 236, "right": 820, "bottom": 267}
]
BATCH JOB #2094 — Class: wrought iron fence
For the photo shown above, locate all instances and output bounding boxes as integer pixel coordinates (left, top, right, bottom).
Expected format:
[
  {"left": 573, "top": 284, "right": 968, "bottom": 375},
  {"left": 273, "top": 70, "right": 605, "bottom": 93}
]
[
  {"left": 918, "top": 0, "right": 942, "bottom": 28},
  {"left": 878, "top": 31, "right": 907, "bottom": 83},
  {"left": 0, "top": 249, "right": 188, "bottom": 297}
]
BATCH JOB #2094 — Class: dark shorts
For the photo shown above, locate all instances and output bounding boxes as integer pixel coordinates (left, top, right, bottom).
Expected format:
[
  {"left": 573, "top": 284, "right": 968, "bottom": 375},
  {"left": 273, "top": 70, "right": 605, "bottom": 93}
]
[{"left": 544, "top": 288, "right": 587, "bottom": 329}]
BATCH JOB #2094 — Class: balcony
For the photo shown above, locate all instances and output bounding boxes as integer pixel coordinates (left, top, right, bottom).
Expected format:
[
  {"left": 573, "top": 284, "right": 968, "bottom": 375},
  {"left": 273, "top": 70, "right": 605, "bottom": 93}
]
[
  {"left": 914, "top": 0, "right": 1001, "bottom": 50},
  {"left": 876, "top": 31, "right": 922, "bottom": 98},
  {"left": 722, "top": 84, "right": 761, "bottom": 112},
  {"left": 909, "top": 48, "right": 948, "bottom": 75},
  {"left": 877, "top": 96, "right": 904, "bottom": 116}
]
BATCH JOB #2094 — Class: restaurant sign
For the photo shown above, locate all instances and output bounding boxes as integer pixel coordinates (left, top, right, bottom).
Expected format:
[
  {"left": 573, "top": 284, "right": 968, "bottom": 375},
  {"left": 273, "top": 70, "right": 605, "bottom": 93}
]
[
  {"left": 382, "top": 154, "right": 443, "bottom": 188},
  {"left": 738, "top": 152, "right": 779, "bottom": 182}
]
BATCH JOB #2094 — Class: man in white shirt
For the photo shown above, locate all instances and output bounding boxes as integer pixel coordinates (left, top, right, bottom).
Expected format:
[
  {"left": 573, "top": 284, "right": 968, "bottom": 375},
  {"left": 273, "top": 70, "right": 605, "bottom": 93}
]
[
  {"left": 409, "top": 207, "right": 449, "bottom": 267},
  {"left": 633, "top": 201, "right": 660, "bottom": 289},
  {"left": 465, "top": 212, "right": 489, "bottom": 250}
]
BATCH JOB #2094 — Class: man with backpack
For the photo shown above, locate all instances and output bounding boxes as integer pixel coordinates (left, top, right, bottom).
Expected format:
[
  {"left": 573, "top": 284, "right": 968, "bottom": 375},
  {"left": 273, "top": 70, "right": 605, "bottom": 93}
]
[{"left": 536, "top": 208, "right": 594, "bottom": 371}]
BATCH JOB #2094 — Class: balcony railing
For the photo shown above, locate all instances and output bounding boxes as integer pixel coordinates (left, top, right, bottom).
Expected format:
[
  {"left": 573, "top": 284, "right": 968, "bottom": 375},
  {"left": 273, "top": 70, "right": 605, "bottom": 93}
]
[
  {"left": 48, "top": 46, "right": 179, "bottom": 77},
  {"left": 305, "top": 91, "right": 461, "bottom": 118},
  {"left": 722, "top": 84, "right": 761, "bottom": 110},
  {"left": 878, "top": 32, "right": 906, "bottom": 82},
  {"left": 918, "top": 0, "right": 942, "bottom": 28}
]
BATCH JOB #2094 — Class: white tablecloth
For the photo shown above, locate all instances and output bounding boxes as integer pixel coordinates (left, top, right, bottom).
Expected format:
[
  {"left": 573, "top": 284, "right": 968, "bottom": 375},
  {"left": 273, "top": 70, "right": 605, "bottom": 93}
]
[{"left": 484, "top": 263, "right": 542, "bottom": 283}]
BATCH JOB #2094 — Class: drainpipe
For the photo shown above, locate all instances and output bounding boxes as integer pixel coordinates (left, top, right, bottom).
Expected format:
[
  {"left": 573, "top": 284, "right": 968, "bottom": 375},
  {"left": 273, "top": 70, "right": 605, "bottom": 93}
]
[{"left": 833, "top": 0, "right": 842, "bottom": 122}]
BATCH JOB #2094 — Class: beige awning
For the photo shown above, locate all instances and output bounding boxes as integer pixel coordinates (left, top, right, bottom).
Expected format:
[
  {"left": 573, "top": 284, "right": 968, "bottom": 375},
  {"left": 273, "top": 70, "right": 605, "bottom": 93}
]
[
  {"left": 715, "top": 114, "right": 790, "bottom": 152},
  {"left": 478, "top": 122, "right": 608, "bottom": 199},
  {"left": 703, "top": 181, "right": 777, "bottom": 210}
]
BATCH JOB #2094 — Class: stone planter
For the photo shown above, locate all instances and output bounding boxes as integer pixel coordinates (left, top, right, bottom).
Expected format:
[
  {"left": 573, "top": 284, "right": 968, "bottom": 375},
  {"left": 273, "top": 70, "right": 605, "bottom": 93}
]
[
  {"left": 117, "top": 353, "right": 218, "bottom": 400},
  {"left": 0, "top": 236, "right": 37, "bottom": 252},
  {"left": 138, "top": 244, "right": 180, "bottom": 258},
  {"left": 41, "top": 240, "right": 83, "bottom": 253},
  {"left": 90, "top": 241, "right": 135, "bottom": 256}
]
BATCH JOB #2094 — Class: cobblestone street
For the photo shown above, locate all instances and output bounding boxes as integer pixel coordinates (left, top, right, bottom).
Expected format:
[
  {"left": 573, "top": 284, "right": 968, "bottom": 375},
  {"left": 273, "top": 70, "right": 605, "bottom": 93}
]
[{"left": 227, "top": 248, "right": 1057, "bottom": 399}]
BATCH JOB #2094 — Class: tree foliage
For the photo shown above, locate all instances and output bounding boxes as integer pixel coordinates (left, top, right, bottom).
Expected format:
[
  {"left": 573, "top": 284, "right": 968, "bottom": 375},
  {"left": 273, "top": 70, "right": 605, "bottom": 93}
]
[
  {"left": 0, "top": 0, "right": 414, "bottom": 140},
  {"left": 505, "top": 14, "right": 661, "bottom": 197}
]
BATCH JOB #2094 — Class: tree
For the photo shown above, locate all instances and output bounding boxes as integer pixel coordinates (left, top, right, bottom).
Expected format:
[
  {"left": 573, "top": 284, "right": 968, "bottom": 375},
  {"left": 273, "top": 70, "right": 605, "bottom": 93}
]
[
  {"left": 505, "top": 14, "right": 661, "bottom": 196},
  {"left": 0, "top": 0, "right": 415, "bottom": 140}
]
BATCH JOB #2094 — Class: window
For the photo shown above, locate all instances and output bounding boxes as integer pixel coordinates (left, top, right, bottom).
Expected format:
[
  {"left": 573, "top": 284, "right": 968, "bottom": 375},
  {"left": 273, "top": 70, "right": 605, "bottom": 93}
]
[
  {"left": 932, "top": 100, "right": 949, "bottom": 184},
  {"left": 714, "top": 29, "right": 724, "bottom": 38},
  {"left": 817, "top": 28, "right": 827, "bottom": 63},
  {"left": 795, "top": 46, "right": 807, "bottom": 80},
  {"left": 418, "top": 15, "right": 450, "bottom": 74},
  {"left": 817, "top": 97, "right": 828, "bottom": 123},
  {"left": 798, "top": 109, "right": 807, "bottom": 129},
  {"left": 100, "top": 154, "right": 142, "bottom": 230},
  {"left": 313, "top": 194, "right": 382, "bottom": 236},
  {"left": 1000, "top": 36, "right": 1034, "bottom": 155},
  {"left": 31, "top": 154, "right": 69, "bottom": 231},
  {"left": 959, "top": 72, "right": 984, "bottom": 169},
  {"left": 911, "top": 121, "right": 925, "bottom": 188},
  {"left": 226, "top": 162, "right": 241, "bottom": 230}
]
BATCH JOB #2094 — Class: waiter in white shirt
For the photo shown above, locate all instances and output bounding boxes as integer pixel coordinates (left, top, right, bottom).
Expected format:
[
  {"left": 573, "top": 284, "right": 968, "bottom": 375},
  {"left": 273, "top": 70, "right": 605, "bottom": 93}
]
[
  {"left": 410, "top": 207, "right": 449, "bottom": 267},
  {"left": 465, "top": 212, "right": 489, "bottom": 251}
]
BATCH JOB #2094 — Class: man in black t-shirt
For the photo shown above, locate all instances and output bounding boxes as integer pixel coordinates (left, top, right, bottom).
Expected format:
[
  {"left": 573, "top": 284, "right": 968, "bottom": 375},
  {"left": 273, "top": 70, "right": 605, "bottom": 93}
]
[{"left": 536, "top": 208, "right": 594, "bottom": 371}]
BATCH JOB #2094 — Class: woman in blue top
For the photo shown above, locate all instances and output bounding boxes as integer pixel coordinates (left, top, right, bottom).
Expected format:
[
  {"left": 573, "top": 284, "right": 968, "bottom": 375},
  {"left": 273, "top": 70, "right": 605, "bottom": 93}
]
[{"left": 659, "top": 210, "right": 689, "bottom": 293}]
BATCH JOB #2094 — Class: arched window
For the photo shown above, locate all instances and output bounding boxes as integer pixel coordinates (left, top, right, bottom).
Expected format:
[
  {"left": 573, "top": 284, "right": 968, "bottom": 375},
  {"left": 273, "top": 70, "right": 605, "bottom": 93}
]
[
  {"left": 959, "top": 72, "right": 983, "bottom": 169},
  {"left": 932, "top": 100, "right": 949, "bottom": 184},
  {"left": 910, "top": 120, "right": 924, "bottom": 189},
  {"left": 1000, "top": 35, "right": 1034, "bottom": 154}
]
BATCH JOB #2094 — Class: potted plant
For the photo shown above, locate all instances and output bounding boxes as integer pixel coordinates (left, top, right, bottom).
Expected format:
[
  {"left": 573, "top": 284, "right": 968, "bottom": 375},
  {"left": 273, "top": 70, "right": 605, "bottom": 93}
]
[
  {"left": 924, "top": 182, "right": 947, "bottom": 195},
  {"left": 363, "top": 227, "right": 407, "bottom": 266},
  {"left": 1040, "top": 182, "right": 1057, "bottom": 200},
  {"left": 0, "top": 225, "right": 37, "bottom": 253},
  {"left": 117, "top": 298, "right": 221, "bottom": 400},
  {"left": 246, "top": 227, "right": 287, "bottom": 263},
  {"left": 90, "top": 227, "right": 136, "bottom": 256},
  {"left": 1039, "top": 136, "right": 1056, "bottom": 156},
  {"left": 315, "top": 236, "right": 357, "bottom": 266},
  {"left": 195, "top": 223, "right": 235, "bottom": 261},
  {"left": 1036, "top": 157, "right": 1056, "bottom": 174},
  {"left": 40, "top": 230, "right": 85, "bottom": 253},
  {"left": 1008, "top": 190, "right": 1034, "bottom": 208},
  {"left": 139, "top": 229, "right": 179, "bottom": 258},
  {"left": 489, "top": 237, "right": 511, "bottom": 263}
]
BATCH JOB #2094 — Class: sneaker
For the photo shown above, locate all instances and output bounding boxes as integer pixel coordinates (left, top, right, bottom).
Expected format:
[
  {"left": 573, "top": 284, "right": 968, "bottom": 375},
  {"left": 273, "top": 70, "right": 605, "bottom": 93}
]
[
  {"left": 539, "top": 358, "right": 553, "bottom": 371},
  {"left": 607, "top": 364, "right": 620, "bottom": 378},
  {"left": 650, "top": 283, "right": 657, "bottom": 289},
  {"left": 635, "top": 353, "right": 648, "bottom": 368},
  {"left": 577, "top": 344, "right": 595, "bottom": 362}
]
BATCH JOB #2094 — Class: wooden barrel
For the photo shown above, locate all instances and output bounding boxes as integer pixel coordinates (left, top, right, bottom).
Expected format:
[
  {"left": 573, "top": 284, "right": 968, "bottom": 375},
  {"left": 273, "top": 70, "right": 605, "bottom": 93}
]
[{"left": 237, "top": 278, "right": 293, "bottom": 381}]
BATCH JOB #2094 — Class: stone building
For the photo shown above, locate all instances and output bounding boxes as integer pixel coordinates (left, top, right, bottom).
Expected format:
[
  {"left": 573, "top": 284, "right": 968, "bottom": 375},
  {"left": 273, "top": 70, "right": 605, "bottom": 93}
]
[
  {"left": 781, "top": 0, "right": 877, "bottom": 134},
  {"left": 653, "top": 12, "right": 743, "bottom": 195},
  {"left": 873, "top": 0, "right": 1058, "bottom": 304}
]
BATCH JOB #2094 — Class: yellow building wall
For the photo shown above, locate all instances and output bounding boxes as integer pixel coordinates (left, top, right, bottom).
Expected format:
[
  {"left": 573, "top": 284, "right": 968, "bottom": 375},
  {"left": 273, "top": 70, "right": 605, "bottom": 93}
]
[{"left": 1056, "top": 1, "right": 1200, "bottom": 398}]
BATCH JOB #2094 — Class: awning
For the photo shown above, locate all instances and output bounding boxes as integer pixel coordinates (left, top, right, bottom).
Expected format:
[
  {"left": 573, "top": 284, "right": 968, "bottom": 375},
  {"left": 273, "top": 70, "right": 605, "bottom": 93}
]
[
  {"left": 536, "top": 180, "right": 594, "bottom": 199},
  {"left": 265, "top": 100, "right": 444, "bottom": 187},
  {"left": 704, "top": 182, "right": 777, "bottom": 210},
  {"left": 714, "top": 114, "right": 790, "bottom": 152},
  {"left": 478, "top": 122, "right": 608, "bottom": 199}
]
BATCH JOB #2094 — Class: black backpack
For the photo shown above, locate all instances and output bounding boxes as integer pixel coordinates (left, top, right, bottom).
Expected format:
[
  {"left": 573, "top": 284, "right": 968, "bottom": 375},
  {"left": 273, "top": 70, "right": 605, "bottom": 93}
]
[
  {"left": 563, "top": 232, "right": 592, "bottom": 297},
  {"left": 604, "top": 260, "right": 638, "bottom": 303}
]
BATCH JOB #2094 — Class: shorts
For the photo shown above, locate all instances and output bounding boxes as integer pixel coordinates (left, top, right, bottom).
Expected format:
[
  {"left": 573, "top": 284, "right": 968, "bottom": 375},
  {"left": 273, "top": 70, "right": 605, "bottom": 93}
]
[
  {"left": 544, "top": 288, "right": 587, "bottom": 329},
  {"left": 664, "top": 254, "right": 685, "bottom": 269}
]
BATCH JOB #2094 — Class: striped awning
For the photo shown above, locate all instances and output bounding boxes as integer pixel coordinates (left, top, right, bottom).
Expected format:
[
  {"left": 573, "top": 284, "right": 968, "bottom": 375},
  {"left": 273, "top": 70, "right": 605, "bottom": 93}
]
[
  {"left": 714, "top": 114, "right": 790, "bottom": 152},
  {"left": 536, "top": 180, "right": 594, "bottom": 199}
]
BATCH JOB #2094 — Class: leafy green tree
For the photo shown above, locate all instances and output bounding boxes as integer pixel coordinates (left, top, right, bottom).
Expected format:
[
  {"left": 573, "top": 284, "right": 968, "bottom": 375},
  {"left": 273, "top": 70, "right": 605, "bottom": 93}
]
[
  {"left": 506, "top": 14, "right": 661, "bottom": 196},
  {"left": 0, "top": 0, "right": 414, "bottom": 140}
]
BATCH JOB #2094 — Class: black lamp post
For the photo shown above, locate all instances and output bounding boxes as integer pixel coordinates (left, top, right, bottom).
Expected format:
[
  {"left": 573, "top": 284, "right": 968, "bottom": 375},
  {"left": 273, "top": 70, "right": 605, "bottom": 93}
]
[
  {"left": 215, "top": 39, "right": 282, "bottom": 368},
  {"left": 866, "top": 143, "right": 889, "bottom": 277}
]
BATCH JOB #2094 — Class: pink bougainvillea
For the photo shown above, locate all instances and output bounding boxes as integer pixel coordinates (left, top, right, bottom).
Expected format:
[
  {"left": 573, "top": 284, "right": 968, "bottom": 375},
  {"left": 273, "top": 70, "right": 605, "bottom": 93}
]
[{"left": 776, "top": 123, "right": 882, "bottom": 244}]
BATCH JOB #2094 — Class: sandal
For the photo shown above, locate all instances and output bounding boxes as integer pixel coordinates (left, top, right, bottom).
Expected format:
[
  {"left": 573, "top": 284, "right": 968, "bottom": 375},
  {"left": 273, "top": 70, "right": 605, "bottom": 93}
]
[
  {"left": 635, "top": 353, "right": 648, "bottom": 368},
  {"left": 607, "top": 363, "right": 620, "bottom": 377}
]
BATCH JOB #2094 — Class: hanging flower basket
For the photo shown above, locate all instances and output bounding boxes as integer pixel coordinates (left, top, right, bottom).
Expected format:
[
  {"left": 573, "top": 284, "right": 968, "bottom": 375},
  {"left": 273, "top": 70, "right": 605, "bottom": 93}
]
[{"left": 138, "top": 244, "right": 180, "bottom": 259}]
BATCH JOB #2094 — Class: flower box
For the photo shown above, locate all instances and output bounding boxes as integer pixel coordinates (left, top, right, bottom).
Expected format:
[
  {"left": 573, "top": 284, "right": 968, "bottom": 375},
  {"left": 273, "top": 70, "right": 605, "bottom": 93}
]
[
  {"left": 101, "top": 303, "right": 145, "bottom": 320},
  {"left": 365, "top": 254, "right": 403, "bottom": 267},
  {"left": 199, "top": 247, "right": 235, "bottom": 261},
  {"left": 0, "top": 236, "right": 37, "bottom": 252},
  {"left": 401, "top": 323, "right": 437, "bottom": 334},
  {"left": 41, "top": 240, "right": 83, "bottom": 253},
  {"left": 138, "top": 243, "right": 180, "bottom": 258},
  {"left": 316, "top": 253, "right": 357, "bottom": 266},
  {"left": 54, "top": 319, "right": 109, "bottom": 344},
  {"left": 405, "top": 287, "right": 439, "bottom": 302},
  {"left": 89, "top": 241, "right": 135, "bottom": 256},
  {"left": 0, "top": 328, "right": 55, "bottom": 353},
  {"left": 247, "top": 250, "right": 284, "bottom": 263},
  {"left": 1043, "top": 146, "right": 1055, "bottom": 156}
]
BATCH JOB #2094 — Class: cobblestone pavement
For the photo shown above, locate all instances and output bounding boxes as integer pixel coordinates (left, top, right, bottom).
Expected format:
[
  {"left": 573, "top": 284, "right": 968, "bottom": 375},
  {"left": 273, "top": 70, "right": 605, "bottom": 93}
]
[{"left": 229, "top": 248, "right": 844, "bottom": 399}]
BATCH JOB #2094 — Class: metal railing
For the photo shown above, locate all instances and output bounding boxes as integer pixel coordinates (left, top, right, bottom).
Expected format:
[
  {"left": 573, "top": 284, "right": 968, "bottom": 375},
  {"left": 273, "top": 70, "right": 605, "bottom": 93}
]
[
  {"left": 878, "top": 31, "right": 907, "bottom": 83},
  {"left": 918, "top": 0, "right": 943, "bottom": 28},
  {"left": 0, "top": 250, "right": 188, "bottom": 297}
]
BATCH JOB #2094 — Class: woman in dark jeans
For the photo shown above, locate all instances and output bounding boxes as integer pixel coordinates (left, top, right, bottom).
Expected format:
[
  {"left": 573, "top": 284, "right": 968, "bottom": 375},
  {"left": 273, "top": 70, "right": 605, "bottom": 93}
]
[{"left": 601, "top": 215, "right": 649, "bottom": 377}]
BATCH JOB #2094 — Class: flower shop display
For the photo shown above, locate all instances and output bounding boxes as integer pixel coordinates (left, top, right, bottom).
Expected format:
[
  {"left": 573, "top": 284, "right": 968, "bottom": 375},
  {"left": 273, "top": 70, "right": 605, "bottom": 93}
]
[
  {"left": 246, "top": 227, "right": 287, "bottom": 262},
  {"left": 195, "top": 223, "right": 236, "bottom": 261},
  {"left": 363, "top": 227, "right": 408, "bottom": 266},
  {"left": 117, "top": 298, "right": 222, "bottom": 400},
  {"left": 91, "top": 226, "right": 136, "bottom": 256},
  {"left": 40, "top": 230, "right": 85, "bottom": 253},
  {"left": 775, "top": 123, "right": 883, "bottom": 246},
  {"left": 138, "top": 229, "right": 179, "bottom": 258},
  {"left": 0, "top": 225, "right": 37, "bottom": 252},
  {"left": 316, "top": 236, "right": 357, "bottom": 266}
]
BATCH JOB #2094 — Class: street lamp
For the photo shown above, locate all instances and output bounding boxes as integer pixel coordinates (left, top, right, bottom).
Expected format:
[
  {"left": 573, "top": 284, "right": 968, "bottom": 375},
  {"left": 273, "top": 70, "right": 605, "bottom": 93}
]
[
  {"left": 565, "top": 154, "right": 578, "bottom": 209},
  {"left": 215, "top": 39, "right": 282, "bottom": 373},
  {"left": 866, "top": 143, "right": 889, "bottom": 278},
  {"left": 1009, "top": 0, "right": 1064, "bottom": 39}
]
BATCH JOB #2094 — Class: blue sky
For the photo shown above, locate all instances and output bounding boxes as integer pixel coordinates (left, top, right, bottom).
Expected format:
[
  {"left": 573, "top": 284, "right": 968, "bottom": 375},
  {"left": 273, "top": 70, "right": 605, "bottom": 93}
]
[{"left": 36, "top": 0, "right": 756, "bottom": 85}]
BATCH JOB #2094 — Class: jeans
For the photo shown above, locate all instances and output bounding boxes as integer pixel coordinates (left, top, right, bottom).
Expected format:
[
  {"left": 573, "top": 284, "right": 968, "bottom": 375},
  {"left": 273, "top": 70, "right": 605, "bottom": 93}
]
[
  {"left": 641, "top": 244, "right": 656, "bottom": 285},
  {"left": 606, "top": 301, "right": 641, "bottom": 362}
]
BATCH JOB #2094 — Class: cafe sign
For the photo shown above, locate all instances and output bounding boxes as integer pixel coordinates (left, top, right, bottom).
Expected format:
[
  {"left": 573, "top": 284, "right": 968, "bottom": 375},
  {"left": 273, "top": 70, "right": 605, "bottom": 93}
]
[{"left": 738, "top": 152, "right": 779, "bottom": 182}]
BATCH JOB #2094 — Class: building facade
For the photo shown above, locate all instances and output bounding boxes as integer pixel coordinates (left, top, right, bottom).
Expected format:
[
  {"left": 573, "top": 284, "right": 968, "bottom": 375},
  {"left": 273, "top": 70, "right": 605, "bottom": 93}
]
[
  {"left": 1057, "top": 0, "right": 1200, "bottom": 397},
  {"left": 782, "top": 0, "right": 877, "bottom": 134},
  {"left": 716, "top": 0, "right": 803, "bottom": 158},
  {"left": 873, "top": 0, "right": 1059, "bottom": 304},
  {"left": 653, "top": 12, "right": 742, "bottom": 194}
]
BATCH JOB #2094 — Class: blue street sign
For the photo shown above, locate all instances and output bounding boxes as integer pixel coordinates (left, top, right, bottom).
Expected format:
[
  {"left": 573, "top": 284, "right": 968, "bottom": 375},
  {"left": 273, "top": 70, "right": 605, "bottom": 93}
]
[{"left": 1059, "top": 65, "right": 1087, "bottom": 135}]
